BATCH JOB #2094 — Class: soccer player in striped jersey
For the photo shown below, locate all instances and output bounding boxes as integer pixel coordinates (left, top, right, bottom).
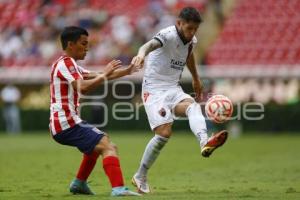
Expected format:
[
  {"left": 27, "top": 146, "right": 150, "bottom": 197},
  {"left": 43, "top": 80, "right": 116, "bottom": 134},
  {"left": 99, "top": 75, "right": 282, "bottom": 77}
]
[
  {"left": 49, "top": 26, "right": 140, "bottom": 197},
  {"left": 130, "top": 7, "right": 228, "bottom": 193}
]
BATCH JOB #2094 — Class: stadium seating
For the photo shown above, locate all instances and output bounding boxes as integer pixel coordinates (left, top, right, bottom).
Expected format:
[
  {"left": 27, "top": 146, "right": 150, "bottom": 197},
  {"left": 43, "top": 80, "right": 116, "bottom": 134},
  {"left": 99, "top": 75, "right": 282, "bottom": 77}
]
[
  {"left": 0, "top": 0, "right": 204, "bottom": 67},
  {"left": 0, "top": 0, "right": 149, "bottom": 67},
  {"left": 206, "top": 0, "right": 300, "bottom": 66}
]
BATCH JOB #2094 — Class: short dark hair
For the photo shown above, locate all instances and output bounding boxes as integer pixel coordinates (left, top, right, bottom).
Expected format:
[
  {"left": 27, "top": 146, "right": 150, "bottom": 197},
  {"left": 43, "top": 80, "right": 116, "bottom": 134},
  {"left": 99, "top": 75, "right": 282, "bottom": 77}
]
[
  {"left": 178, "top": 7, "right": 202, "bottom": 23},
  {"left": 60, "top": 26, "right": 88, "bottom": 50}
]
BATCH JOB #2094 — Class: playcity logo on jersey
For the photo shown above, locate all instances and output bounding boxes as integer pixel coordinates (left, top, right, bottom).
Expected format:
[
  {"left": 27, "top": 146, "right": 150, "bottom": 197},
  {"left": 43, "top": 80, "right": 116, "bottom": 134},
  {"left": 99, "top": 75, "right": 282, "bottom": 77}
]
[{"left": 170, "top": 59, "right": 185, "bottom": 70}]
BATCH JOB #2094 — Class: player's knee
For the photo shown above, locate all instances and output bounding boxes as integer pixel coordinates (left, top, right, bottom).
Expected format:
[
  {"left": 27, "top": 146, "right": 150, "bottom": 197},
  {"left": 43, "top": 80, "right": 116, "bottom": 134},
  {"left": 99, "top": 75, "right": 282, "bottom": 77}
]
[
  {"left": 93, "top": 145, "right": 103, "bottom": 154},
  {"left": 98, "top": 136, "right": 117, "bottom": 156},
  {"left": 103, "top": 142, "right": 118, "bottom": 156},
  {"left": 157, "top": 130, "right": 172, "bottom": 138},
  {"left": 110, "top": 143, "right": 118, "bottom": 153},
  {"left": 155, "top": 125, "right": 172, "bottom": 138},
  {"left": 93, "top": 135, "right": 115, "bottom": 155}
]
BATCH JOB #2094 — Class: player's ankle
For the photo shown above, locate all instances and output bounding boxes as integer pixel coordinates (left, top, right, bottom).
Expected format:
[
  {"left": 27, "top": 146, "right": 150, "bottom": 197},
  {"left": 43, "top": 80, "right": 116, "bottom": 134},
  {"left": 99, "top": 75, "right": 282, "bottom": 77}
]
[
  {"left": 200, "top": 140, "right": 207, "bottom": 149},
  {"left": 135, "top": 172, "right": 146, "bottom": 179}
]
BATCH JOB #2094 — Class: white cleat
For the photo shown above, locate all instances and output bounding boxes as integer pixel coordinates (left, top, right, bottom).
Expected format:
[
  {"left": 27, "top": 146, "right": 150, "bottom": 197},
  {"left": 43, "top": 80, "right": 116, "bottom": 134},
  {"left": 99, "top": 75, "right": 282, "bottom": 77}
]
[
  {"left": 131, "top": 174, "right": 151, "bottom": 194},
  {"left": 111, "top": 186, "right": 142, "bottom": 196}
]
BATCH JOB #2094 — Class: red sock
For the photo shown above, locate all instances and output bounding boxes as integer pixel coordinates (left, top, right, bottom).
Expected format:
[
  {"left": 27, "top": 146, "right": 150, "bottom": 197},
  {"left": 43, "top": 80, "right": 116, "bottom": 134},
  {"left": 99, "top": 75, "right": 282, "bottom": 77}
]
[
  {"left": 76, "top": 151, "right": 99, "bottom": 181},
  {"left": 102, "top": 156, "right": 124, "bottom": 188}
]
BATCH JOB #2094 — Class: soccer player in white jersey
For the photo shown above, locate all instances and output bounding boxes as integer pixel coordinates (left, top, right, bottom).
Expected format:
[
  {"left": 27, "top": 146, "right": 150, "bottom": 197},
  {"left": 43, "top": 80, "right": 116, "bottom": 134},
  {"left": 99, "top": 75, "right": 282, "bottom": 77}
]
[
  {"left": 130, "top": 7, "right": 228, "bottom": 193},
  {"left": 49, "top": 26, "right": 140, "bottom": 197}
]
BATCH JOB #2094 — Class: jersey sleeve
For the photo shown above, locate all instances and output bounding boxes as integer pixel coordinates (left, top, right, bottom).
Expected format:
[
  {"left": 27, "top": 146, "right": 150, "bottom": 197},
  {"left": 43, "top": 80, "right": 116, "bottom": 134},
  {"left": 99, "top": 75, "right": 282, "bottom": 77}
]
[
  {"left": 57, "top": 57, "right": 82, "bottom": 83},
  {"left": 153, "top": 28, "right": 173, "bottom": 47}
]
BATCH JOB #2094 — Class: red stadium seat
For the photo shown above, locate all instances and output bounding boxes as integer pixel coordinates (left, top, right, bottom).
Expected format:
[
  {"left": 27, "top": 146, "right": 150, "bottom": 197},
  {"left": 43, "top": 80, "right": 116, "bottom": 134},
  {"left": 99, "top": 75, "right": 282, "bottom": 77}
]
[{"left": 207, "top": 0, "right": 300, "bottom": 66}]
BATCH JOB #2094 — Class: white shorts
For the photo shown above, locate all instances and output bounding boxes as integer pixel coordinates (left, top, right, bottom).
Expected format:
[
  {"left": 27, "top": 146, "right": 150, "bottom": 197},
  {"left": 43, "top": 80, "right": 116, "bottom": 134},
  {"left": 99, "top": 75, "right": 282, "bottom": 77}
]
[{"left": 142, "top": 86, "right": 194, "bottom": 130}]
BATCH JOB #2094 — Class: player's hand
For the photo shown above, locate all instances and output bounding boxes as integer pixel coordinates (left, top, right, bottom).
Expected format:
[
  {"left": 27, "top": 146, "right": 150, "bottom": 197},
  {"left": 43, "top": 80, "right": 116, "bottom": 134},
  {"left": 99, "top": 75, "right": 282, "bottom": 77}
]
[
  {"left": 131, "top": 55, "right": 144, "bottom": 69},
  {"left": 126, "top": 63, "right": 140, "bottom": 75},
  {"left": 193, "top": 79, "right": 204, "bottom": 102},
  {"left": 103, "top": 60, "right": 122, "bottom": 77}
]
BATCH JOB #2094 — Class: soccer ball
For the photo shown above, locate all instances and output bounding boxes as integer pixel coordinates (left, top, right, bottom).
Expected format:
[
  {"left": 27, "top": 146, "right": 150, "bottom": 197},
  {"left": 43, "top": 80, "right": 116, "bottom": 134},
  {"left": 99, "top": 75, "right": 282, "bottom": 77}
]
[{"left": 205, "top": 94, "right": 233, "bottom": 123}]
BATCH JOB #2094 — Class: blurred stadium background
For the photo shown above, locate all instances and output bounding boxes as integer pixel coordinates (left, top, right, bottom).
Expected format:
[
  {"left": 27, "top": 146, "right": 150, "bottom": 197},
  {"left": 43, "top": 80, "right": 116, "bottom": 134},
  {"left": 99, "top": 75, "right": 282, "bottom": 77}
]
[
  {"left": 1, "top": 1, "right": 300, "bottom": 199},
  {"left": 0, "top": 0, "right": 300, "bottom": 133}
]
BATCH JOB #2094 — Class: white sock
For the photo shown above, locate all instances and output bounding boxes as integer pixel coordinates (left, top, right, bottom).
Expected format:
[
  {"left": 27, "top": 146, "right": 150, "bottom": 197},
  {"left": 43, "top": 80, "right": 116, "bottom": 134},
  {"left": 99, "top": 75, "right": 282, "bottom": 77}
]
[
  {"left": 136, "top": 134, "right": 168, "bottom": 178},
  {"left": 186, "top": 103, "right": 208, "bottom": 148}
]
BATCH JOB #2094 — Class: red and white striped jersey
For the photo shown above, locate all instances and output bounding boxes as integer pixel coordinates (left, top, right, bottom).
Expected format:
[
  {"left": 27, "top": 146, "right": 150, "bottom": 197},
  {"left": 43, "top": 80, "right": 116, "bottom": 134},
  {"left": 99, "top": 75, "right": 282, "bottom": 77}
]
[{"left": 49, "top": 55, "right": 90, "bottom": 135}]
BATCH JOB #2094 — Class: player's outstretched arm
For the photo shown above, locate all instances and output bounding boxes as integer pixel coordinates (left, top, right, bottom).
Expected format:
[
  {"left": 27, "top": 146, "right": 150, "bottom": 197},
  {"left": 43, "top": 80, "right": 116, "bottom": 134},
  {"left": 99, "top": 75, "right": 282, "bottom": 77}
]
[
  {"left": 107, "top": 64, "right": 139, "bottom": 80},
  {"left": 131, "top": 39, "right": 162, "bottom": 68},
  {"left": 81, "top": 72, "right": 98, "bottom": 80},
  {"left": 187, "top": 52, "right": 203, "bottom": 101},
  {"left": 72, "top": 60, "right": 121, "bottom": 94},
  {"left": 82, "top": 64, "right": 138, "bottom": 81}
]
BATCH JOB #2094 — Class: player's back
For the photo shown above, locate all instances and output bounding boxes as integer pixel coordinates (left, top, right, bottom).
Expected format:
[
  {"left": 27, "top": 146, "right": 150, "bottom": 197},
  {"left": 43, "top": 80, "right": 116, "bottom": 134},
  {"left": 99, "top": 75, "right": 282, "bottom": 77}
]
[{"left": 143, "top": 25, "right": 197, "bottom": 90}]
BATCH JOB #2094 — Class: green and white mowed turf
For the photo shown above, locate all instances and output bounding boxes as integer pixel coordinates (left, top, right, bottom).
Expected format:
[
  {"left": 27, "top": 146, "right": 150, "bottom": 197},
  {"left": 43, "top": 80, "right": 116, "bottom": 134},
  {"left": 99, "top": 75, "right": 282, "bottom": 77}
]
[{"left": 0, "top": 132, "right": 299, "bottom": 200}]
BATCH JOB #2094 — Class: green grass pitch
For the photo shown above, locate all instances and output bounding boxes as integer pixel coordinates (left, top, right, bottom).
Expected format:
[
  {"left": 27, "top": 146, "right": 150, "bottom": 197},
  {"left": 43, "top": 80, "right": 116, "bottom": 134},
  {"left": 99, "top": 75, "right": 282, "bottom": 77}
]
[{"left": 0, "top": 131, "right": 299, "bottom": 200}]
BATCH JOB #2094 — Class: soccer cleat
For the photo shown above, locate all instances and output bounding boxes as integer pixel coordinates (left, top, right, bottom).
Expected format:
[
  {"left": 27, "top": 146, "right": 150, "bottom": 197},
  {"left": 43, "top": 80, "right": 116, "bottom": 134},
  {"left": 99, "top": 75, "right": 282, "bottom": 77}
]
[
  {"left": 111, "top": 186, "right": 142, "bottom": 196},
  {"left": 201, "top": 130, "right": 228, "bottom": 158},
  {"left": 69, "top": 179, "right": 95, "bottom": 195},
  {"left": 131, "top": 174, "right": 151, "bottom": 194}
]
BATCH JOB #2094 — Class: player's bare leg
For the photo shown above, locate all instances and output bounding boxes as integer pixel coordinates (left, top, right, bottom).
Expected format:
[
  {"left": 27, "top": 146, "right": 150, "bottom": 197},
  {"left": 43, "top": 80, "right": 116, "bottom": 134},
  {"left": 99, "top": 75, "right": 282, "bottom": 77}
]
[
  {"left": 132, "top": 123, "right": 172, "bottom": 193},
  {"left": 174, "top": 99, "right": 228, "bottom": 157}
]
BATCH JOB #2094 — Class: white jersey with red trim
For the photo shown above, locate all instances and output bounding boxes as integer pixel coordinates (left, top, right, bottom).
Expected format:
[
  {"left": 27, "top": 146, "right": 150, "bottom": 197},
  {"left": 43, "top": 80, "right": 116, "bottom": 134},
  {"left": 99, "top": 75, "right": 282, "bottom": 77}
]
[
  {"left": 49, "top": 56, "right": 90, "bottom": 135},
  {"left": 143, "top": 25, "right": 197, "bottom": 90}
]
